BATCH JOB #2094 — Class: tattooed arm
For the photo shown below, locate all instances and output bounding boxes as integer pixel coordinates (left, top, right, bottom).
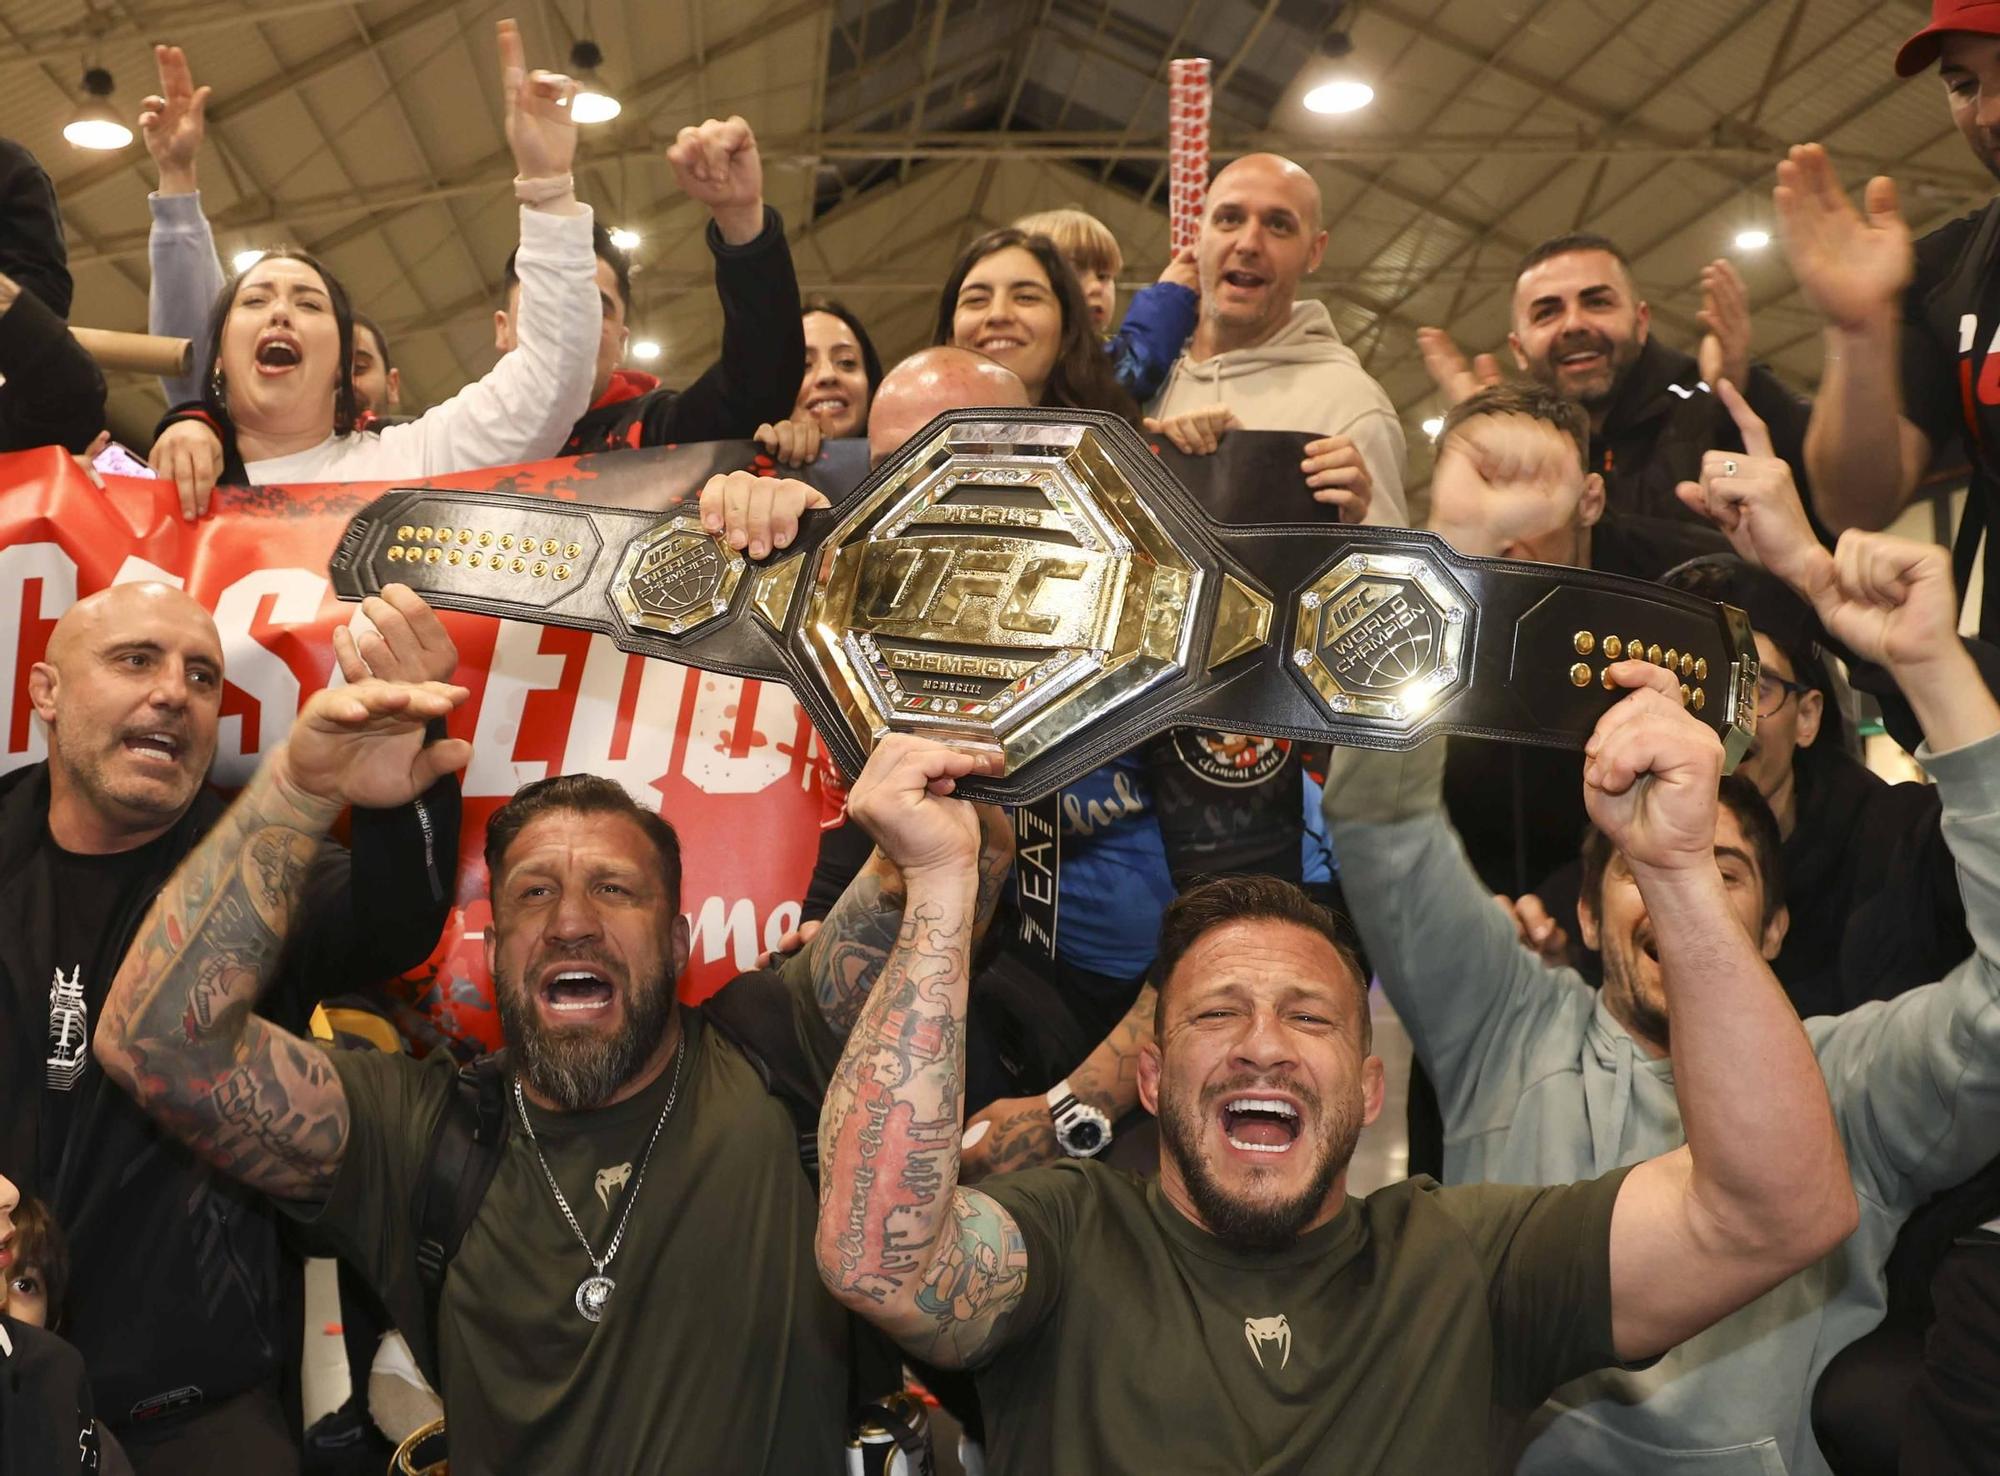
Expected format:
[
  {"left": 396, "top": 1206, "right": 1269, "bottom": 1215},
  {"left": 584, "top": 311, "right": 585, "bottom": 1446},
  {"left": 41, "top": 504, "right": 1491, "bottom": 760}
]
[
  {"left": 814, "top": 738, "right": 1032, "bottom": 1367},
  {"left": 94, "top": 679, "right": 473, "bottom": 1201},
  {"left": 961, "top": 980, "right": 1156, "bottom": 1181},
  {"left": 803, "top": 803, "right": 1013, "bottom": 1038}
]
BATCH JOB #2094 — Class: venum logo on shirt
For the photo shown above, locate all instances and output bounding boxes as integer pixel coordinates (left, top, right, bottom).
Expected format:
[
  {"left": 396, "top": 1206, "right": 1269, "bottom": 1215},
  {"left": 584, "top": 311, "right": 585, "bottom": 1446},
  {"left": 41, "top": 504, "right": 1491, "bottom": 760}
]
[
  {"left": 1244, "top": 1313, "right": 1292, "bottom": 1371},
  {"left": 47, "top": 964, "right": 88, "bottom": 1091},
  {"left": 594, "top": 1161, "right": 633, "bottom": 1209}
]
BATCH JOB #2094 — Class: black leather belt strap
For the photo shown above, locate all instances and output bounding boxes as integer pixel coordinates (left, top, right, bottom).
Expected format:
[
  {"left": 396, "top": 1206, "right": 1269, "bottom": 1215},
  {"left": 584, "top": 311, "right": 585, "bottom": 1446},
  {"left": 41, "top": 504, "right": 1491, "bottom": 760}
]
[{"left": 329, "top": 409, "right": 1756, "bottom": 804}]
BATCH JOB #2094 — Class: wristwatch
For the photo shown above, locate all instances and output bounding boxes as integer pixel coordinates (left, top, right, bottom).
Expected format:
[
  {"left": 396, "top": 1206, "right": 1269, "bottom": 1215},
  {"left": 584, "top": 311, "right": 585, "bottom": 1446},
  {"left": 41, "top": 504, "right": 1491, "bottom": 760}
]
[{"left": 1046, "top": 1080, "right": 1112, "bottom": 1159}]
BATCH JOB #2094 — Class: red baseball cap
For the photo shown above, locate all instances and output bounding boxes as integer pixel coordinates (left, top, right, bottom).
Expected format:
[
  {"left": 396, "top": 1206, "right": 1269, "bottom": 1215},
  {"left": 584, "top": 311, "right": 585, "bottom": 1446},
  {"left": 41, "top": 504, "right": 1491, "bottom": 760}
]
[{"left": 1897, "top": 0, "right": 2000, "bottom": 77}]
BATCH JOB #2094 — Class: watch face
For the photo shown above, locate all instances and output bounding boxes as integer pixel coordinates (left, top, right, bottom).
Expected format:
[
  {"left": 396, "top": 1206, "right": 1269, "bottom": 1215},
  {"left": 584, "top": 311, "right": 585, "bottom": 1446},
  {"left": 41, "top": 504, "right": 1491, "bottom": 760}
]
[{"left": 1066, "top": 1118, "right": 1105, "bottom": 1153}]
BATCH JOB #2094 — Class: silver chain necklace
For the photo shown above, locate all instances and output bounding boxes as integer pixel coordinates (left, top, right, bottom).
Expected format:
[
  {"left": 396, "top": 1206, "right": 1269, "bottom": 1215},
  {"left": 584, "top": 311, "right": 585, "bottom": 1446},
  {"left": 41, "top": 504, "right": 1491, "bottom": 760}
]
[{"left": 512, "top": 1034, "right": 685, "bottom": 1323}]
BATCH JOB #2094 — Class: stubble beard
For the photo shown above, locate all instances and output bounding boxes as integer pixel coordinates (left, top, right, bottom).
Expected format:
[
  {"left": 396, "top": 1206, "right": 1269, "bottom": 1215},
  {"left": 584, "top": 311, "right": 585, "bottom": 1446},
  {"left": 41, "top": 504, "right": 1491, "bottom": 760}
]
[
  {"left": 497, "top": 961, "right": 677, "bottom": 1111},
  {"left": 1157, "top": 1075, "right": 1360, "bottom": 1253}
]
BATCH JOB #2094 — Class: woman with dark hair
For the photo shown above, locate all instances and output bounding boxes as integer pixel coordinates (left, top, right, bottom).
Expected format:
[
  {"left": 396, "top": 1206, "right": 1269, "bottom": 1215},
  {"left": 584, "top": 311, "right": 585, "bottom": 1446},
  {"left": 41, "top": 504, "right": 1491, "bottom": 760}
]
[
  {"left": 145, "top": 19, "right": 601, "bottom": 518},
  {"left": 757, "top": 295, "right": 882, "bottom": 465},
  {"left": 933, "top": 227, "right": 1139, "bottom": 421}
]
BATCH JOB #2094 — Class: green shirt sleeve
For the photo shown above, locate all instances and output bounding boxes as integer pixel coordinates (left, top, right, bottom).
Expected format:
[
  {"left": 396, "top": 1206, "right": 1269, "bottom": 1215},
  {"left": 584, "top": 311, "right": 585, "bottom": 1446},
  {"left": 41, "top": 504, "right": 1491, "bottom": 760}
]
[
  {"left": 973, "top": 1162, "right": 1097, "bottom": 1359},
  {"left": 275, "top": 1049, "right": 456, "bottom": 1373},
  {"left": 1433, "top": 1163, "right": 1634, "bottom": 1408}
]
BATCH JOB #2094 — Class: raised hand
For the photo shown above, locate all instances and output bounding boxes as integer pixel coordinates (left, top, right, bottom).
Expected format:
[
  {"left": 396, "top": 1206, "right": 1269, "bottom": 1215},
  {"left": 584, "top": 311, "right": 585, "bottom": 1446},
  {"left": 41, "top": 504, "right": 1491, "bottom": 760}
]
[
  {"left": 1773, "top": 144, "right": 1913, "bottom": 332},
  {"left": 1696, "top": 259, "right": 1751, "bottom": 391},
  {"left": 1299, "top": 433, "right": 1373, "bottom": 522},
  {"left": 1157, "top": 246, "right": 1200, "bottom": 293},
  {"left": 1812, "top": 531, "right": 1960, "bottom": 676},
  {"left": 698, "top": 469, "right": 830, "bottom": 558},
  {"left": 279, "top": 680, "right": 472, "bottom": 816},
  {"left": 1583, "top": 663, "right": 1725, "bottom": 878},
  {"left": 333, "top": 583, "right": 461, "bottom": 686},
  {"left": 844, "top": 735, "right": 999, "bottom": 886},
  {"left": 140, "top": 44, "right": 210, "bottom": 195},
  {"left": 497, "top": 17, "right": 578, "bottom": 187},
  {"left": 1142, "top": 404, "right": 1239, "bottom": 455},
  {"left": 667, "top": 116, "right": 765, "bottom": 243},
  {"left": 1417, "top": 325, "right": 1502, "bottom": 406},
  {"left": 1674, "top": 378, "right": 1825, "bottom": 593},
  {"left": 148, "top": 418, "right": 225, "bottom": 521}
]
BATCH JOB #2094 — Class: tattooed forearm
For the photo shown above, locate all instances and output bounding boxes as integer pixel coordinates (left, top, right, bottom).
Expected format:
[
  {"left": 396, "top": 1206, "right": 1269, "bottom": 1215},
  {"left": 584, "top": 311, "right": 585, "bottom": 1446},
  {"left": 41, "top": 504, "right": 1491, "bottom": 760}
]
[
  {"left": 815, "top": 873, "right": 1033, "bottom": 1367},
  {"left": 95, "top": 758, "right": 352, "bottom": 1200}
]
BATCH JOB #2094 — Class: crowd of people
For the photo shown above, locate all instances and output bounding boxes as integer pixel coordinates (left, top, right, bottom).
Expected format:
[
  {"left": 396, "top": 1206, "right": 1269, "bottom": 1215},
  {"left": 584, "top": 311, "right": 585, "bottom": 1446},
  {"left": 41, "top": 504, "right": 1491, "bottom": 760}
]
[{"left": 6, "top": 4, "right": 2000, "bottom": 1474}]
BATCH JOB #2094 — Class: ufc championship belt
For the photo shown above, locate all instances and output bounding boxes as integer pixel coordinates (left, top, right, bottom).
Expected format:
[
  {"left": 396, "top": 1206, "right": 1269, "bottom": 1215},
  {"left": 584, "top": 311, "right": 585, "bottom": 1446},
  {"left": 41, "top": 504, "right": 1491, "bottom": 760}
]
[{"left": 329, "top": 409, "right": 1757, "bottom": 803}]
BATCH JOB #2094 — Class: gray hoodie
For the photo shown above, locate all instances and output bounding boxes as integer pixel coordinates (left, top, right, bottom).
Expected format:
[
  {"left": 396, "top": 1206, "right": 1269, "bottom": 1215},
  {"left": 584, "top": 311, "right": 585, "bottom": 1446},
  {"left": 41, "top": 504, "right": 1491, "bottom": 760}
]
[
  {"left": 1324, "top": 735, "right": 2000, "bottom": 1475},
  {"left": 1148, "top": 299, "right": 1410, "bottom": 527}
]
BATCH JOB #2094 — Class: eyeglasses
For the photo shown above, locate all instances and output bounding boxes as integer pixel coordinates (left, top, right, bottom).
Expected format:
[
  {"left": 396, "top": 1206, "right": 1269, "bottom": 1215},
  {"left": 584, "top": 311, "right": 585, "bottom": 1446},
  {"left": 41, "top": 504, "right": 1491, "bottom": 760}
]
[{"left": 1755, "top": 672, "right": 1813, "bottom": 719}]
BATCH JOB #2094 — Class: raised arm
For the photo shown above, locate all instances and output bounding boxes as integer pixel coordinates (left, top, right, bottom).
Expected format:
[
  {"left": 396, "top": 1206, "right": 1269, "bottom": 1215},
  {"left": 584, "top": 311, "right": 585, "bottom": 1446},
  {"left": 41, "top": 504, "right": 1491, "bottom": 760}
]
[
  {"left": 140, "top": 43, "right": 225, "bottom": 408},
  {"left": 1774, "top": 145, "right": 1930, "bottom": 530},
  {"left": 813, "top": 738, "right": 1032, "bottom": 1368},
  {"left": 1591, "top": 665, "right": 1857, "bottom": 1361},
  {"left": 93, "top": 679, "right": 472, "bottom": 1202},
  {"left": 801, "top": 794, "right": 1014, "bottom": 1039}
]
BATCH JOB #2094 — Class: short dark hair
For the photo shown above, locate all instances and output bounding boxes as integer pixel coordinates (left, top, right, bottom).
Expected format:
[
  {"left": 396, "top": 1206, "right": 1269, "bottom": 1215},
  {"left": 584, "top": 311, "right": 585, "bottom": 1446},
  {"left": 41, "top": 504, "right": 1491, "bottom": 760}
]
[
  {"left": 1438, "top": 381, "right": 1590, "bottom": 471},
  {"left": 1515, "top": 231, "right": 1632, "bottom": 283},
  {"left": 196, "top": 248, "right": 359, "bottom": 437},
  {"left": 1580, "top": 773, "right": 1784, "bottom": 930},
  {"left": 803, "top": 295, "right": 884, "bottom": 395},
  {"left": 1154, "top": 875, "right": 1371, "bottom": 1049},
  {"left": 10, "top": 1195, "right": 69, "bottom": 1329},
  {"left": 933, "top": 227, "right": 1140, "bottom": 422},
  {"left": 503, "top": 222, "right": 633, "bottom": 316},
  {"left": 352, "top": 311, "right": 393, "bottom": 372},
  {"left": 483, "top": 774, "right": 682, "bottom": 915}
]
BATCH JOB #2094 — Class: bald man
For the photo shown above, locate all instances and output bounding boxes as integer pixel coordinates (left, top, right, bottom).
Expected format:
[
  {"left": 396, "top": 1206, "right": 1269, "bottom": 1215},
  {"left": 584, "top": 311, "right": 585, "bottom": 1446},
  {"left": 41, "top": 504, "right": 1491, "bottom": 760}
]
[
  {"left": 1147, "top": 153, "right": 1409, "bottom": 527},
  {"left": 698, "top": 345, "right": 1032, "bottom": 558},
  {"left": 0, "top": 581, "right": 459, "bottom": 1473}
]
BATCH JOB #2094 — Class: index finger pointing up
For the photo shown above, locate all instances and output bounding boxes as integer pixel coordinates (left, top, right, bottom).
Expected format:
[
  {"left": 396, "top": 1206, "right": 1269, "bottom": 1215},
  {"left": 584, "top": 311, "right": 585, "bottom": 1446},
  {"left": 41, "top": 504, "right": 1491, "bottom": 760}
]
[
  {"left": 496, "top": 18, "right": 525, "bottom": 93},
  {"left": 1715, "top": 377, "right": 1774, "bottom": 459}
]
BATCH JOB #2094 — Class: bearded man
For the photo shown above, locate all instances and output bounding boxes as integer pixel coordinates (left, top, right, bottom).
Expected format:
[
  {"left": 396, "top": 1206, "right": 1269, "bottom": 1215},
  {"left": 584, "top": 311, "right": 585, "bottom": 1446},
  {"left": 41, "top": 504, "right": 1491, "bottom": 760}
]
[
  {"left": 814, "top": 662, "right": 1861, "bottom": 1474},
  {"left": 93, "top": 592, "right": 1009, "bottom": 1475}
]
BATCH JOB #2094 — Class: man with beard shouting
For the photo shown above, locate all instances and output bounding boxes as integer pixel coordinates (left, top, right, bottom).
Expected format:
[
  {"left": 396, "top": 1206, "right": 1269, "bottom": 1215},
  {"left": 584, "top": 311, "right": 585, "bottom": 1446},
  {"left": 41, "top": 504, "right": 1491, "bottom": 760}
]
[
  {"left": 815, "top": 665, "right": 1859, "bottom": 1473},
  {"left": 92, "top": 649, "right": 1010, "bottom": 1472}
]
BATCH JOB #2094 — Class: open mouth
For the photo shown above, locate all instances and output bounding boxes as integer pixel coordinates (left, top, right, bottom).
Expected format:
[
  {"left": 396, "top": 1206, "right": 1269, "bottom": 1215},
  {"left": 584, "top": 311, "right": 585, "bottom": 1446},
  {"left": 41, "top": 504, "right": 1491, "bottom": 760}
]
[
  {"left": 976, "top": 335, "right": 1025, "bottom": 353},
  {"left": 538, "top": 965, "right": 617, "bottom": 1019},
  {"left": 805, "top": 395, "right": 850, "bottom": 417},
  {"left": 255, "top": 333, "right": 303, "bottom": 374},
  {"left": 1635, "top": 931, "right": 1660, "bottom": 965},
  {"left": 122, "top": 730, "right": 184, "bottom": 765},
  {"left": 1220, "top": 1094, "right": 1302, "bottom": 1155},
  {"left": 1220, "top": 268, "right": 1267, "bottom": 291}
]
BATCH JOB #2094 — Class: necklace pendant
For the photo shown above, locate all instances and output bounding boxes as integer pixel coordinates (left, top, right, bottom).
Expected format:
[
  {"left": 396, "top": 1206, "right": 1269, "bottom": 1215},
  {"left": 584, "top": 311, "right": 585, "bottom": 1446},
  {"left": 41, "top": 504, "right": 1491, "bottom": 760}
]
[{"left": 575, "top": 1273, "right": 615, "bottom": 1322}]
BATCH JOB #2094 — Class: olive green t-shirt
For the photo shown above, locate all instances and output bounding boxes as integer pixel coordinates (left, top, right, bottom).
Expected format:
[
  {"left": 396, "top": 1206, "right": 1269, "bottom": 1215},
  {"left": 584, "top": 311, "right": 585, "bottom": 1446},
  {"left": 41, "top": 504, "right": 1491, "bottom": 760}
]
[
  {"left": 976, "top": 1161, "right": 1635, "bottom": 1476},
  {"left": 284, "top": 997, "right": 848, "bottom": 1475}
]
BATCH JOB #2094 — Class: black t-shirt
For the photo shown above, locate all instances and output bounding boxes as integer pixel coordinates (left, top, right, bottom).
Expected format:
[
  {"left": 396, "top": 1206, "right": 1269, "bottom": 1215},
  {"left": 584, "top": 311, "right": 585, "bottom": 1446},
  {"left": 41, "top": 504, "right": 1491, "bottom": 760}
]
[
  {"left": 0, "top": 1315, "right": 102, "bottom": 1474},
  {"left": 7, "top": 826, "right": 288, "bottom": 1433},
  {"left": 1901, "top": 200, "right": 2000, "bottom": 636}
]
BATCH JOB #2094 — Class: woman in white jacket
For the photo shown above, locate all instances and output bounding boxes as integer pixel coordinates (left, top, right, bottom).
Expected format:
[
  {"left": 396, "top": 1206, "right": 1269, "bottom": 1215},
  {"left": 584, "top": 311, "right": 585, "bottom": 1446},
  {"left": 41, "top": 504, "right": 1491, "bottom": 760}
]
[{"left": 147, "top": 19, "right": 599, "bottom": 517}]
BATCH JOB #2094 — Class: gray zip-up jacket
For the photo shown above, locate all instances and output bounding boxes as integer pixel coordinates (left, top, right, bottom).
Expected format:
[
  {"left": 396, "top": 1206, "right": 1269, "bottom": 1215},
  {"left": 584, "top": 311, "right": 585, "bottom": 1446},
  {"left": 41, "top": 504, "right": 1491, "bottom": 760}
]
[{"left": 1324, "top": 733, "right": 2000, "bottom": 1476}]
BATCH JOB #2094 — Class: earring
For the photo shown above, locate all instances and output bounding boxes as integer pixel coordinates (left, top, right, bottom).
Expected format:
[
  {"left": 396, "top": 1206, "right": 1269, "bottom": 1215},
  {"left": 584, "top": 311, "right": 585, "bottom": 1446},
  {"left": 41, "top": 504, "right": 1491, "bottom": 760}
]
[{"left": 210, "top": 362, "right": 227, "bottom": 408}]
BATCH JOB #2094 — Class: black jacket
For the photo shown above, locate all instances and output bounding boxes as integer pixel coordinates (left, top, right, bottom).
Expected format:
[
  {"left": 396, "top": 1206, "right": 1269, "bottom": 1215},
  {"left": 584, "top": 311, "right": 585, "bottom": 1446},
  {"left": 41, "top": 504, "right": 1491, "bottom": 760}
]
[
  {"left": 562, "top": 207, "right": 805, "bottom": 455},
  {"left": 0, "top": 762, "right": 458, "bottom": 1430},
  {"left": 0, "top": 285, "right": 105, "bottom": 454},
  {"left": 1591, "top": 337, "right": 1813, "bottom": 527}
]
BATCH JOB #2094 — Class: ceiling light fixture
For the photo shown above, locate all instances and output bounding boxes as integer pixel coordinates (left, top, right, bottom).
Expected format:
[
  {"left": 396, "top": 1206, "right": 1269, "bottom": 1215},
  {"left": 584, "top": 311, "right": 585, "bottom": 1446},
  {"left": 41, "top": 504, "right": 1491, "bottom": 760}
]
[
  {"left": 568, "top": 40, "right": 621, "bottom": 124},
  {"left": 609, "top": 227, "right": 641, "bottom": 251},
  {"left": 1421, "top": 414, "right": 1445, "bottom": 440},
  {"left": 232, "top": 249, "right": 266, "bottom": 273},
  {"left": 631, "top": 339, "right": 661, "bottom": 361},
  {"left": 1733, "top": 228, "right": 1772, "bottom": 251},
  {"left": 63, "top": 67, "right": 133, "bottom": 150},
  {"left": 1304, "top": 79, "right": 1374, "bottom": 114}
]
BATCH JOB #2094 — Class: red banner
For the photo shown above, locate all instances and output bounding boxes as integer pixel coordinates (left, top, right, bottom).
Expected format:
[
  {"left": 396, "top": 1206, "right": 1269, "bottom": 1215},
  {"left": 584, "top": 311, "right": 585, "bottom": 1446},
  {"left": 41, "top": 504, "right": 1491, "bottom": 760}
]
[{"left": 0, "top": 445, "right": 852, "bottom": 1059}]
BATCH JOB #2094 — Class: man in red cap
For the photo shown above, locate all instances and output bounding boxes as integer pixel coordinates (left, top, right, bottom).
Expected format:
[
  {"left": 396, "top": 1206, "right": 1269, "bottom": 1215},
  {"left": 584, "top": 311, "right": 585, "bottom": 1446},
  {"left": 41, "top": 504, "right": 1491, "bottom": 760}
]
[{"left": 1776, "top": 2, "right": 2000, "bottom": 636}]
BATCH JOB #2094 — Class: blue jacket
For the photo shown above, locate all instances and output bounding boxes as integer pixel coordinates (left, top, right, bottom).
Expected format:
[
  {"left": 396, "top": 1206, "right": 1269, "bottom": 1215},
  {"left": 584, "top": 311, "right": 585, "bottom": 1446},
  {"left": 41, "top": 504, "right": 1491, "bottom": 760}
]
[{"left": 1107, "top": 281, "right": 1197, "bottom": 403}]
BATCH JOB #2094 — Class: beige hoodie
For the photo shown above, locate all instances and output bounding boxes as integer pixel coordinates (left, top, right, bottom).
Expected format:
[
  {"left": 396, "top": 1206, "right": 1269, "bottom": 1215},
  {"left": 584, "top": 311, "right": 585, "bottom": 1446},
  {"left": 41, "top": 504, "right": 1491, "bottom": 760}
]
[{"left": 1149, "top": 300, "right": 1409, "bottom": 526}]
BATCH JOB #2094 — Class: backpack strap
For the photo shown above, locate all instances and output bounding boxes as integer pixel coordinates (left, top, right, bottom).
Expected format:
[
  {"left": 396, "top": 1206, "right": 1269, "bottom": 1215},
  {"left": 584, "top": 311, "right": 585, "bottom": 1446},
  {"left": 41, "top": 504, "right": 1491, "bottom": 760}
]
[
  {"left": 408, "top": 1050, "right": 511, "bottom": 1384},
  {"left": 698, "top": 972, "right": 822, "bottom": 1183}
]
